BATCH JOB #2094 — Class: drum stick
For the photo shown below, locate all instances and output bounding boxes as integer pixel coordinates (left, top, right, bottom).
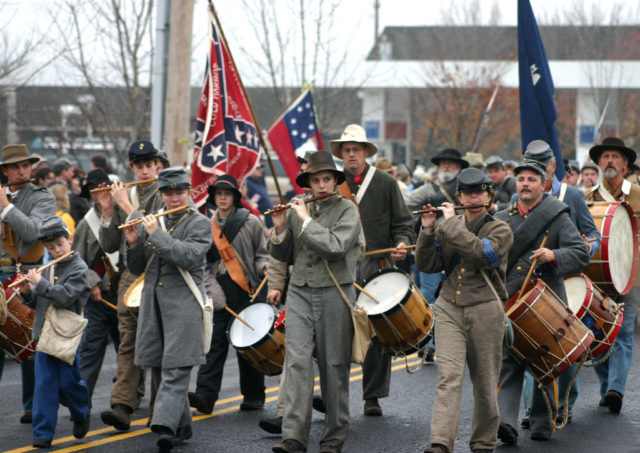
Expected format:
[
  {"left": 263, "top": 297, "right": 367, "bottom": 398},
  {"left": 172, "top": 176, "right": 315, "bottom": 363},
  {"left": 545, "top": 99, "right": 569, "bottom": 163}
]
[
  {"left": 353, "top": 282, "right": 380, "bottom": 304},
  {"left": 8, "top": 251, "right": 76, "bottom": 288},
  {"left": 363, "top": 244, "right": 416, "bottom": 257},
  {"left": 90, "top": 177, "right": 157, "bottom": 193},
  {"left": 587, "top": 237, "right": 598, "bottom": 243},
  {"left": 518, "top": 236, "right": 548, "bottom": 298},
  {"left": 224, "top": 306, "right": 255, "bottom": 331},
  {"left": 118, "top": 204, "right": 190, "bottom": 229},
  {"left": 250, "top": 275, "right": 268, "bottom": 303},
  {"left": 100, "top": 297, "right": 118, "bottom": 311}
]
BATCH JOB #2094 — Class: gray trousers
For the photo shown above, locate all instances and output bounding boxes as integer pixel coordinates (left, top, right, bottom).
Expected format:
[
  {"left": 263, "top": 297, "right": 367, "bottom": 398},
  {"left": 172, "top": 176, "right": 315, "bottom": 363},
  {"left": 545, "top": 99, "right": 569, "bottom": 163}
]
[
  {"left": 150, "top": 366, "right": 192, "bottom": 435},
  {"left": 281, "top": 284, "right": 354, "bottom": 449},
  {"left": 429, "top": 299, "right": 504, "bottom": 452},
  {"left": 498, "top": 348, "right": 556, "bottom": 438},
  {"left": 358, "top": 256, "right": 392, "bottom": 400}
]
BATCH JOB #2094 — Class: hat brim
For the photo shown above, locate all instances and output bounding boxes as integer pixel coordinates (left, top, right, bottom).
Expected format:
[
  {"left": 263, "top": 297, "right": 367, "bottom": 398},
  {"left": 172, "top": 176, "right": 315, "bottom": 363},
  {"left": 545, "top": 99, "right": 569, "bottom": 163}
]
[
  {"left": 207, "top": 183, "right": 243, "bottom": 208},
  {"left": 431, "top": 156, "right": 469, "bottom": 169},
  {"left": 330, "top": 139, "right": 378, "bottom": 159},
  {"left": 296, "top": 169, "right": 346, "bottom": 189},
  {"left": 0, "top": 156, "right": 41, "bottom": 167},
  {"left": 589, "top": 144, "right": 637, "bottom": 165}
]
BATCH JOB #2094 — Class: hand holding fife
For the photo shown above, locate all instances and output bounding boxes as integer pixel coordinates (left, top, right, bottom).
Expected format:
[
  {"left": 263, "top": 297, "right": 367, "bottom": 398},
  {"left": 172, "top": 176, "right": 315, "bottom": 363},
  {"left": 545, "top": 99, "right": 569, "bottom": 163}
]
[
  {"left": 0, "top": 187, "right": 10, "bottom": 209},
  {"left": 440, "top": 201, "right": 456, "bottom": 219},
  {"left": 111, "top": 181, "right": 134, "bottom": 214},
  {"left": 529, "top": 247, "right": 555, "bottom": 263},
  {"left": 420, "top": 204, "right": 437, "bottom": 231},
  {"left": 123, "top": 223, "right": 140, "bottom": 245},
  {"left": 94, "top": 184, "right": 115, "bottom": 218},
  {"left": 289, "top": 198, "right": 309, "bottom": 222},
  {"left": 141, "top": 214, "right": 159, "bottom": 235},
  {"left": 26, "top": 268, "right": 41, "bottom": 285},
  {"left": 271, "top": 204, "right": 288, "bottom": 235}
]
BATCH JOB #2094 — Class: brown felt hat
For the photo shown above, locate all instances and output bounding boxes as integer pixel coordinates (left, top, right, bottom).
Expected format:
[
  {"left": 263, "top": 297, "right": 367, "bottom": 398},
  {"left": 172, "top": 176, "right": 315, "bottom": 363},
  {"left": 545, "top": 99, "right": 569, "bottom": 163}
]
[
  {"left": 296, "top": 151, "right": 346, "bottom": 188},
  {"left": 589, "top": 137, "right": 637, "bottom": 164},
  {"left": 0, "top": 144, "right": 41, "bottom": 166}
]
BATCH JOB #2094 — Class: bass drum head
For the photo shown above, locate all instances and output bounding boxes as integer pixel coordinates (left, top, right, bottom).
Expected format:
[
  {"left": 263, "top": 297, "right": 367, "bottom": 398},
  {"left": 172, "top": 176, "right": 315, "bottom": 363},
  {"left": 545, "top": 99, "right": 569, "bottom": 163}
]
[
  {"left": 608, "top": 204, "right": 635, "bottom": 293},
  {"left": 563, "top": 275, "right": 588, "bottom": 316},
  {"left": 228, "top": 303, "right": 275, "bottom": 348},
  {"left": 357, "top": 270, "right": 411, "bottom": 315}
]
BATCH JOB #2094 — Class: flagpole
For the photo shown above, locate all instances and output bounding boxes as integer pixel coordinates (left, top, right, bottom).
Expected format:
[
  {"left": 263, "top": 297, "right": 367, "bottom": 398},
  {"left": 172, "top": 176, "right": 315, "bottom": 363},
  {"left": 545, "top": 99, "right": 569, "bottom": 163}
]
[{"left": 208, "top": 0, "right": 285, "bottom": 203}]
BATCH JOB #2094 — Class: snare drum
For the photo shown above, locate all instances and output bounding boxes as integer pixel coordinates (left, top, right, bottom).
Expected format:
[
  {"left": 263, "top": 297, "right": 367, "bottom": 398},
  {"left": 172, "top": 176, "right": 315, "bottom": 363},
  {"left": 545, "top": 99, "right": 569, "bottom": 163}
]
[
  {"left": 228, "top": 303, "right": 285, "bottom": 376},
  {"left": 585, "top": 201, "right": 639, "bottom": 295},
  {"left": 356, "top": 269, "right": 433, "bottom": 355},
  {"left": 564, "top": 274, "right": 623, "bottom": 359},
  {"left": 505, "top": 279, "right": 594, "bottom": 385},
  {"left": 0, "top": 273, "right": 35, "bottom": 363},
  {"left": 124, "top": 273, "right": 145, "bottom": 308}
]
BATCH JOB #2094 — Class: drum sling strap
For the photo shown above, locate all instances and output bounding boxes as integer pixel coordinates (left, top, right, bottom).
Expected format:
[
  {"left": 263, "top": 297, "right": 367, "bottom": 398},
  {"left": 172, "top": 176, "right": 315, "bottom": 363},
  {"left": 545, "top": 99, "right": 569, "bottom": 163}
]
[
  {"left": 506, "top": 197, "right": 569, "bottom": 272},
  {"left": 210, "top": 209, "right": 252, "bottom": 294}
]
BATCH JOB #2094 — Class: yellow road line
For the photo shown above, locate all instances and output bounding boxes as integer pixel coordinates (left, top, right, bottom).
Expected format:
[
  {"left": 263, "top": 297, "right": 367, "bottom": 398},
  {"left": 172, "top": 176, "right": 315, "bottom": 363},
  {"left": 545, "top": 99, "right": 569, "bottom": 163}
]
[{"left": 4, "top": 355, "right": 420, "bottom": 453}]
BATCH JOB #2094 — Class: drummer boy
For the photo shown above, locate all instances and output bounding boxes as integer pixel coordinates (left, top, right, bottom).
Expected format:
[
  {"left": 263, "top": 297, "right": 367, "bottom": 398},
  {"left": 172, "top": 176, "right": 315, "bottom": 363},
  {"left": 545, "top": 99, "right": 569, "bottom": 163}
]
[{"left": 19, "top": 216, "right": 91, "bottom": 448}]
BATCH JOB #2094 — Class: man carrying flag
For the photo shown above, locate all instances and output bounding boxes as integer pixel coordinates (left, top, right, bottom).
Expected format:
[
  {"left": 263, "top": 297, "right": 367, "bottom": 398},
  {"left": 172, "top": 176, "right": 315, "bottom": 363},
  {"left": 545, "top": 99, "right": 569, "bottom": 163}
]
[{"left": 267, "top": 86, "right": 325, "bottom": 196}]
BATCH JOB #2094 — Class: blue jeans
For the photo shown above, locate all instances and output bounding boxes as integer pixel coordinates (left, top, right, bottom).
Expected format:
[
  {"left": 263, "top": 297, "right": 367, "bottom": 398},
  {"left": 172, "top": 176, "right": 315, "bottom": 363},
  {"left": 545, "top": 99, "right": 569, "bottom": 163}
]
[
  {"left": 594, "top": 288, "right": 639, "bottom": 397},
  {"left": 420, "top": 272, "right": 443, "bottom": 350},
  {"left": 33, "top": 351, "right": 89, "bottom": 441}
]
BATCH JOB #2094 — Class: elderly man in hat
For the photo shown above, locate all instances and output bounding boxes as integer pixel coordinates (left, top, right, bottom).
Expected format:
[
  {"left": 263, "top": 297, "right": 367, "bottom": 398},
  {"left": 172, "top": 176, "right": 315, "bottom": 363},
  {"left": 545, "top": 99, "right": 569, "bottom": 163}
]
[
  {"left": 0, "top": 143, "right": 56, "bottom": 424},
  {"left": 270, "top": 150, "right": 362, "bottom": 453},
  {"left": 122, "top": 167, "right": 211, "bottom": 452},
  {"left": 188, "top": 173, "right": 269, "bottom": 415},
  {"left": 73, "top": 169, "right": 121, "bottom": 401},
  {"left": 329, "top": 125, "right": 414, "bottom": 417},
  {"left": 585, "top": 137, "right": 640, "bottom": 414},
  {"left": 485, "top": 155, "right": 516, "bottom": 213},
  {"left": 496, "top": 159, "right": 589, "bottom": 443},
  {"left": 94, "top": 140, "right": 164, "bottom": 431},
  {"left": 416, "top": 168, "right": 513, "bottom": 453},
  {"left": 580, "top": 161, "right": 599, "bottom": 190},
  {"left": 515, "top": 140, "right": 600, "bottom": 426}
]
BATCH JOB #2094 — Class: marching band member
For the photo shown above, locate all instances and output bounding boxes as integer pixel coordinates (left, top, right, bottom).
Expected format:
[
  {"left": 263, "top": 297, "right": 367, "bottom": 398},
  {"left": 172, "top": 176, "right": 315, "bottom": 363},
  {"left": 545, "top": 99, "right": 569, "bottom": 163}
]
[
  {"left": 74, "top": 169, "right": 120, "bottom": 400},
  {"left": 496, "top": 160, "right": 589, "bottom": 443},
  {"left": 270, "top": 150, "right": 362, "bottom": 453},
  {"left": 20, "top": 216, "right": 91, "bottom": 448},
  {"left": 188, "top": 174, "right": 269, "bottom": 414},
  {"left": 416, "top": 168, "right": 513, "bottom": 453},
  {"left": 0, "top": 144, "right": 56, "bottom": 424},
  {"left": 95, "top": 140, "right": 164, "bottom": 431},
  {"left": 330, "top": 124, "right": 414, "bottom": 416},
  {"left": 586, "top": 137, "right": 640, "bottom": 414},
  {"left": 122, "top": 167, "right": 211, "bottom": 453}
]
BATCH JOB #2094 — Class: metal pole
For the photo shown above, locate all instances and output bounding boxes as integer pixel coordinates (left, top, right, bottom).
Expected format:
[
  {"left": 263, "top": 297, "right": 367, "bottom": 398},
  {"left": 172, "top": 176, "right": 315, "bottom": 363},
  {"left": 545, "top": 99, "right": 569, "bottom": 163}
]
[{"left": 150, "top": 0, "right": 171, "bottom": 148}]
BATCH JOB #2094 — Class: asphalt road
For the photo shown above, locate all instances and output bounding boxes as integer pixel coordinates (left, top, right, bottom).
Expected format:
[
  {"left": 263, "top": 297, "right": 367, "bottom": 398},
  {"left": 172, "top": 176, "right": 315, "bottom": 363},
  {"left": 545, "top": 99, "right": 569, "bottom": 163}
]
[{"left": 1, "top": 329, "right": 640, "bottom": 453}]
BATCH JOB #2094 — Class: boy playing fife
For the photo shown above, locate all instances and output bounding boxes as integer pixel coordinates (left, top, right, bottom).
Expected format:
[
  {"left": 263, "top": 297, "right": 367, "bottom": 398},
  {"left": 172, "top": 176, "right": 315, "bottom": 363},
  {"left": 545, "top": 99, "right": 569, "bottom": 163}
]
[{"left": 20, "top": 216, "right": 91, "bottom": 448}]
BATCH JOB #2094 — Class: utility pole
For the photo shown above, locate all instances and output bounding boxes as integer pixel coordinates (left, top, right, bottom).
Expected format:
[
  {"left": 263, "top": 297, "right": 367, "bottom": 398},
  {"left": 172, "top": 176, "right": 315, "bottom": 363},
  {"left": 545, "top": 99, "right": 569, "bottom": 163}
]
[
  {"left": 163, "top": 0, "right": 195, "bottom": 167},
  {"left": 374, "top": 0, "right": 380, "bottom": 53},
  {"left": 150, "top": 0, "right": 170, "bottom": 149}
]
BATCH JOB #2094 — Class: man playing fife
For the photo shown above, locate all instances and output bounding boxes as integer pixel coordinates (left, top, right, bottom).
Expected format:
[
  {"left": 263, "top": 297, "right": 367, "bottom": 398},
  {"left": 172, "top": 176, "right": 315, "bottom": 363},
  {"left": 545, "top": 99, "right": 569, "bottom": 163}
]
[
  {"left": 585, "top": 137, "right": 640, "bottom": 414},
  {"left": 95, "top": 140, "right": 164, "bottom": 430},
  {"left": 416, "top": 168, "right": 513, "bottom": 453}
]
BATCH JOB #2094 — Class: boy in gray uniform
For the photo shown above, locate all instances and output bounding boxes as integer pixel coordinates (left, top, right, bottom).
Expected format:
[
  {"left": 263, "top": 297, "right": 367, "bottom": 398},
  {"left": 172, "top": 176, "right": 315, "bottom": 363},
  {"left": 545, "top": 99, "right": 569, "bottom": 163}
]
[{"left": 123, "top": 167, "right": 212, "bottom": 453}]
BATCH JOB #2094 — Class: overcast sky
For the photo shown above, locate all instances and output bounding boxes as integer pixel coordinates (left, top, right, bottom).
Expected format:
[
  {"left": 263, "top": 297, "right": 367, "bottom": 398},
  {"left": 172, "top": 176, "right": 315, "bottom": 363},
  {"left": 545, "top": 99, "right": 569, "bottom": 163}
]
[{"left": 2, "top": 0, "right": 638, "bottom": 87}]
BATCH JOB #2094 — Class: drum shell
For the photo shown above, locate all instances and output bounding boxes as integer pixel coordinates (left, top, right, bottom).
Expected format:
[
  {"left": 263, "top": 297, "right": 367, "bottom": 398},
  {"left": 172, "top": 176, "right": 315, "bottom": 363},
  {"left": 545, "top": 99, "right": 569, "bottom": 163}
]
[
  {"left": 564, "top": 274, "right": 624, "bottom": 359},
  {"left": 361, "top": 269, "right": 434, "bottom": 355},
  {"left": 505, "top": 279, "right": 593, "bottom": 385},
  {"left": 0, "top": 296, "right": 36, "bottom": 363},
  {"left": 585, "top": 202, "right": 639, "bottom": 296}
]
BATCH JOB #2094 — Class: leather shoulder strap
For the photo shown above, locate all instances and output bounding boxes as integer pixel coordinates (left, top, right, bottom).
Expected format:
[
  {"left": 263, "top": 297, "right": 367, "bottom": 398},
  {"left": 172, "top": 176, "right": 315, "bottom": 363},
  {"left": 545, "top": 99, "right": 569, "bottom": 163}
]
[{"left": 211, "top": 218, "right": 251, "bottom": 293}]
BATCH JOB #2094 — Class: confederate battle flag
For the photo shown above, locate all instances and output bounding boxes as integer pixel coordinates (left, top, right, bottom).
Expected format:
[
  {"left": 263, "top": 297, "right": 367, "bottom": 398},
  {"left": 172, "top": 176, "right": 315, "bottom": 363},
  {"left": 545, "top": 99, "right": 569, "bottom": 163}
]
[
  {"left": 267, "top": 87, "right": 324, "bottom": 195},
  {"left": 191, "top": 9, "right": 261, "bottom": 207}
]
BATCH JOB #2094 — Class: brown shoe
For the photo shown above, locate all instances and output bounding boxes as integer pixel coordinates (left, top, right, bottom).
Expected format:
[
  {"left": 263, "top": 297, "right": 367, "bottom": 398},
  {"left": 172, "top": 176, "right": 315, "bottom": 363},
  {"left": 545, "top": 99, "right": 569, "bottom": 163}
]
[
  {"left": 364, "top": 398, "right": 382, "bottom": 416},
  {"left": 605, "top": 390, "right": 623, "bottom": 414},
  {"left": 273, "top": 438, "right": 307, "bottom": 453},
  {"left": 424, "top": 444, "right": 449, "bottom": 453},
  {"left": 100, "top": 404, "right": 131, "bottom": 431}
]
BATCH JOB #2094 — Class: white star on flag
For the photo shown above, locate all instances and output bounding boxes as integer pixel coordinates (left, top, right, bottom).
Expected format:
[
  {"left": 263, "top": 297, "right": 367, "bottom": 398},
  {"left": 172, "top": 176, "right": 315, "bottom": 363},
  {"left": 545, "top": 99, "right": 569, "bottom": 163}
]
[
  {"left": 206, "top": 142, "right": 224, "bottom": 160},
  {"left": 235, "top": 125, "right": 245, "bottom": 143}
]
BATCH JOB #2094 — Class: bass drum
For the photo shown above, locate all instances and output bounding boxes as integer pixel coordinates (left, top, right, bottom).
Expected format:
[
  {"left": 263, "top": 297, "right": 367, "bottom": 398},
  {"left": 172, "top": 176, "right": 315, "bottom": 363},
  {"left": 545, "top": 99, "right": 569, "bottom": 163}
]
[{"left": 0, "top": 273, "right": 36, "bottom": 363}]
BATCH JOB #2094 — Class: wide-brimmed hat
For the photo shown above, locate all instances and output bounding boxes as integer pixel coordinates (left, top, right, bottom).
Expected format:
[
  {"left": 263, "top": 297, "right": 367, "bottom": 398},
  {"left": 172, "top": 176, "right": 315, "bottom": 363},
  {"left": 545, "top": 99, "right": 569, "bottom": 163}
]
[
  {"left": 296, "top": 150, "right": 346, "bottom": 188},
  {"left": 431, "top": 148, "right": 469, "bottom": 169},
  {"left": 329, "top": 124, "right": 378, "bottom": 158},
  {"left": 0, "top": 144, "right": 41, "bottom": 166},
  {"left": 207, "top": 174, "right": 243, "bottom": 208},
  {"left": 81, "top": 169, "right": 111, "bottom": 199},
  {"left": 589, "top": 137, "right": 637, "bottom": 164},
  {"left": 464, "top": 152, "right": 486, "bottom": 169},
  {"left": 375, "top": 157, "right": 397, "bottom": 173}
]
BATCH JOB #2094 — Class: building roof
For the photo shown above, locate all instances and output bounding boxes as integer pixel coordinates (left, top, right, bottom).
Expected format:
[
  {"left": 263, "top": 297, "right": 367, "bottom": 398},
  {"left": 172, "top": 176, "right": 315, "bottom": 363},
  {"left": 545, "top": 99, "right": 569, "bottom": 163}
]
[{"left": 368, "top": 25, "right": 640, "bottom": 61}]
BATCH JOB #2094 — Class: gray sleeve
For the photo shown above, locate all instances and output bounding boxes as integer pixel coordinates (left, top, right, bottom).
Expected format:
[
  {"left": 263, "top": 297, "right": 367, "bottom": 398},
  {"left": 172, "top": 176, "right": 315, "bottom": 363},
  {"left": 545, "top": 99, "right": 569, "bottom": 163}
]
[
  {"left": 404, "top": 183, "right": 436, "bottom": 211},
  {"left": 99, "top": 206, "right": 125, "bottom": 253},
  {"left": 3, "top": 191, "right": 56, "bottom": 243},
  {"left": 299, "top": 203, "right": 361, "bottom": 261},
  {"left": 146, "top": 216, "right": 212, "bottom": 271}
]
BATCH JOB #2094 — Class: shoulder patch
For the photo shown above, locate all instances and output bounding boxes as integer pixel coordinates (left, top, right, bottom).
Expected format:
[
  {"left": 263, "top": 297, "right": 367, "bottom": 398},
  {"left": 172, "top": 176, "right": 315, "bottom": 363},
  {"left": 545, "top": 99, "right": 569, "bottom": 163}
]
[{"left": 509, "top": 202, "right": 518, "bottom": 216}]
